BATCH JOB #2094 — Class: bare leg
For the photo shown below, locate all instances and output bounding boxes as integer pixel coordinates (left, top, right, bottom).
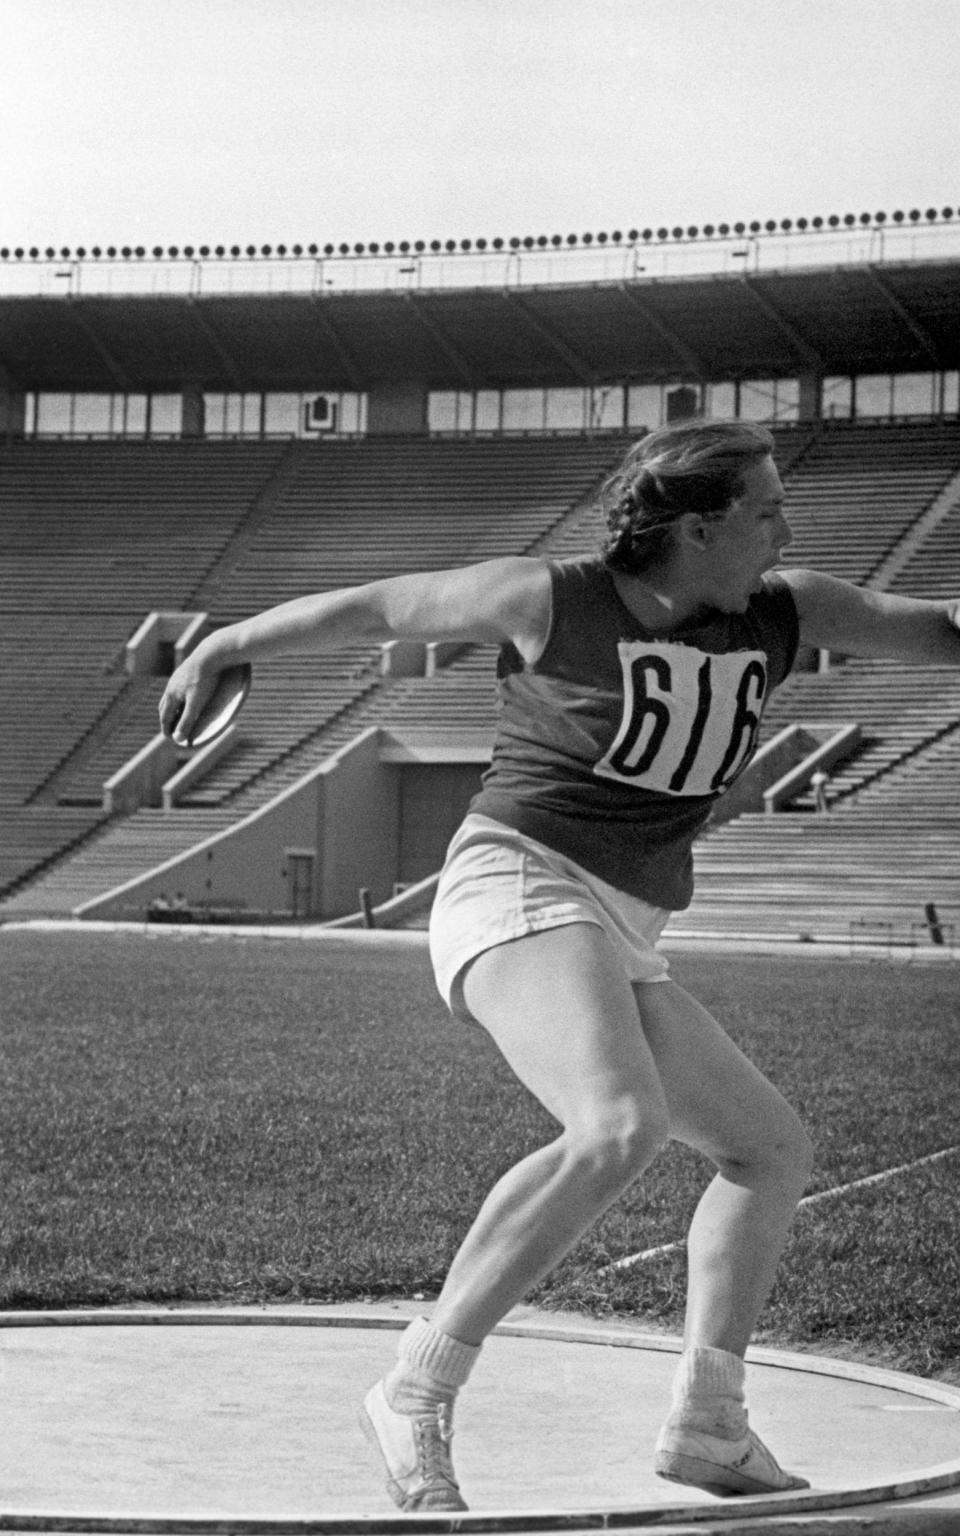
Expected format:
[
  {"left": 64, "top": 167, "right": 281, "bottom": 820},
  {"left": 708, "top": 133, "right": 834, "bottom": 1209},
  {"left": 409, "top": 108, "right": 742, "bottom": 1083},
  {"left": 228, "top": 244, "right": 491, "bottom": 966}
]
[
  {"left": 431, "top": 922, "right": 670, "bottom": 1345},
  {"left": 635, "top": 979, "right": 814, "bottom": 1357},
  {"left": 633, "top": 980, "right": 813, "bottom": 1494}
]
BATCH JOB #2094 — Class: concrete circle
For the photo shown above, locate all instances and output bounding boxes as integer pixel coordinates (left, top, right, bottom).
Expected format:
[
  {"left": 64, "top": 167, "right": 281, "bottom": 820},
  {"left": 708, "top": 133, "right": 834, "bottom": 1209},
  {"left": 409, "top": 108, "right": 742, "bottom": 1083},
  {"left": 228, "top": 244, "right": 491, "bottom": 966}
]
[{"left": 2, "top": 1307, "right": 960, "bottom": 1531}]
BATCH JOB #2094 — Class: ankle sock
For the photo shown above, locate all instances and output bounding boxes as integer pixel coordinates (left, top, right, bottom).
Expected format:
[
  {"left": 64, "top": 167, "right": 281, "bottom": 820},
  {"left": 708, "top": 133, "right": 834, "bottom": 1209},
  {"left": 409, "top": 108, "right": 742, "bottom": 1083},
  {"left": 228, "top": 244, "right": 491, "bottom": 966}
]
[
  {"left": 667, "top": 1345, "right": 748, "bottom": 1441},
  {"left": 384, "top": 1316, "right": 481, "bottom": 1416}
]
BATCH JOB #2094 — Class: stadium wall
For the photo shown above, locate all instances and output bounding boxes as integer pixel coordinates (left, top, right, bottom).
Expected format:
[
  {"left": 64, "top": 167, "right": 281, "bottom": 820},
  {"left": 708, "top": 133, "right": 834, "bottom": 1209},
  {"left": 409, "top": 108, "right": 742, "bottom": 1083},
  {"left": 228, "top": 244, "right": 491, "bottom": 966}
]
[{"left": 77, "top": 728, "right": 400, "bottom": 922}]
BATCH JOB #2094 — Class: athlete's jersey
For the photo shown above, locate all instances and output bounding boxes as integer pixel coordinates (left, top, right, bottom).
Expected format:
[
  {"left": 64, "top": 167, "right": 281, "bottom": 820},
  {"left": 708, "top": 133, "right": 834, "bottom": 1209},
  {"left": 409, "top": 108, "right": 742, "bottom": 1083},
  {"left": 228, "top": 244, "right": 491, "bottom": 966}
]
[{"left": 469, "top": 555, "right": 799, "bottom": 909}]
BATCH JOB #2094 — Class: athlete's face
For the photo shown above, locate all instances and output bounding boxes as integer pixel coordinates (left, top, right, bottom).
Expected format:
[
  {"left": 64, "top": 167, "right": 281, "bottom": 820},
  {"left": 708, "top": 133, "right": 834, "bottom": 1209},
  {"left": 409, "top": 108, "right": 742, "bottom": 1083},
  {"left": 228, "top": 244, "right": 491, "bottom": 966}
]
[{"left": 701, "top": 456, "right": 791, "bottom": 612}]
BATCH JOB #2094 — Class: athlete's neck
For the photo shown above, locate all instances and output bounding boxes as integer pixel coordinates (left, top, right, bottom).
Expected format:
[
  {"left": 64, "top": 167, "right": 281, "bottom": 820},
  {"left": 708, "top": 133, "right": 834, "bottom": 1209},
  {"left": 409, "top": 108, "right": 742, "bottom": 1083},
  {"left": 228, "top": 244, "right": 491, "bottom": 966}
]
[{"left": 610, "top": 569, "right": 712, "bottom": 635}]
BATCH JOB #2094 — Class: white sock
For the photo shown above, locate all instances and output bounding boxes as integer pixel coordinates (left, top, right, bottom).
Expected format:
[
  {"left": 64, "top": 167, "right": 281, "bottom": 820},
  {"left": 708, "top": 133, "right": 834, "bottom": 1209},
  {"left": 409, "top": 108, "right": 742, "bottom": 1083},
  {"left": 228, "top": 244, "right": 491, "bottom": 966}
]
[
  {"left": 667, "top": 1346, "right": 749, "bottom": 1441},
  {"left": 384, "top": 1316, "right": 481, "bottom": 1417}
]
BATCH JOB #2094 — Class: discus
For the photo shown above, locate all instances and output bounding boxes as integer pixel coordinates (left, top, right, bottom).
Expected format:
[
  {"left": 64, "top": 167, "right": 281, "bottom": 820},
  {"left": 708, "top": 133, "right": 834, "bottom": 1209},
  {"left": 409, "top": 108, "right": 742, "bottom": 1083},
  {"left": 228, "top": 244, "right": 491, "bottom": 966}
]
[{"left": 179, "top": 663, "right": 252, "bottom": 749}]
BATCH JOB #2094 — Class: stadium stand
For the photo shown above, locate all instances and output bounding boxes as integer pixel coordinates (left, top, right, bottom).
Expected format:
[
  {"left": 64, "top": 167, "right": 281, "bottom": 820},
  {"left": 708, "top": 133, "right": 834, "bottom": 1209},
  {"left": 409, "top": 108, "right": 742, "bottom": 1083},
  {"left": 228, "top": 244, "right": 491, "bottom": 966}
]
[
  {"left": 0, "top": 434, "right": 627, "bottom": 912},
  {"left": 756, "top": 658, "right": 960, "bottom": 805},
  {"left": 1, "top": 272, "right": 959, "bottom": 940},
  {"left": 776, "top": 420, "right": 960, "bottom": 583},
  {"left": 174, "top": 434, "right": 630, "bottom": 803},
  {"left": 682, "top": 804, "right": 960, "bottom": 944},
  {"left": 0, "top": 439, "right": 294, "bottom": 892},
  {"left": 889, "top": 497, "right": 960, "bottom": 599}
]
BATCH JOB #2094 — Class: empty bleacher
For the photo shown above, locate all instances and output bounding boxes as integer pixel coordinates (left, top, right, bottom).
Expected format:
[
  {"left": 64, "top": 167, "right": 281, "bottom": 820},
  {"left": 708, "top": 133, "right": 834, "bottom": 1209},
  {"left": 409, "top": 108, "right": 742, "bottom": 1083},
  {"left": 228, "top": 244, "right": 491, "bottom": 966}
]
[
  {"left": 163, "top": 434, "right": 627, "bottom": 806},
  {"left": 0, "top": 438, "right": 291, "bottom": 618},
  {"left": 0, "top": 439, "right": 291, "bottom": 887},
  {"left": 205, "top": 434, "right": 630, "bottom": 615},
  {"left": 681, "top": 805, "right": 960, "bottom": 943},
  {"left": 777, "top": 420, "right": 960, "bottom": 583},
  {"left": 4, "top": 419, "right": 960, "bottom": 933},
  {"left": 757, "top": 658, "right": 960, "bottom": 805},
  {"left": 0, "top": 433, "right": 627, "bottom": 910},
  {"left": 684, "top": 705, "right": 960, "bottom": 945},
  {"left": 889, "top": 499, "right": 960, "bottom": 600}
]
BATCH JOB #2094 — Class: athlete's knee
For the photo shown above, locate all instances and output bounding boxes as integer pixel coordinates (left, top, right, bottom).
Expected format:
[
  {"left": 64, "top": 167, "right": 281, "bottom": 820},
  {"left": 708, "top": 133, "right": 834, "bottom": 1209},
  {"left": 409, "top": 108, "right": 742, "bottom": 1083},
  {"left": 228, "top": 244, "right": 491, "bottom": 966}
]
[
  {"left": 724, "top": 1106, "right": 814, "bottom": 1194},
  {"left": 566, "top": 1096, "right": 669, "bottom": 1189}
]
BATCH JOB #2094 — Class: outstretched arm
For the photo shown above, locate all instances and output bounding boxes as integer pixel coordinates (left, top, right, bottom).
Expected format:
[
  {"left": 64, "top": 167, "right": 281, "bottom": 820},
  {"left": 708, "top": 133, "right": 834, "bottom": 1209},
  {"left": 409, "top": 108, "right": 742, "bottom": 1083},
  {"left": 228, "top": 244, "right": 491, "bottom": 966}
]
[
  {"left": 159, "top": 556, "right": 552, "bottom": 744},
  {"left": 781, "top": 568, "right": 960, "bottom": 663}
]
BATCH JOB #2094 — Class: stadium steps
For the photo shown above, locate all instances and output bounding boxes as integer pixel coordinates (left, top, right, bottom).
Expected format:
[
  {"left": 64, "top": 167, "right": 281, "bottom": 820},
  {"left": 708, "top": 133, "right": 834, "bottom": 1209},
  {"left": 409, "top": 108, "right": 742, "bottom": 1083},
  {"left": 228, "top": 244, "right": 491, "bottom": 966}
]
[
  {"left": 683, "top": 706, "right": 960, "bottom": 944},
  {"left": 778, "top": 420, "right": 960, "bottom": 585},
  {"left": 0, "top": 439, "right": 290, "bottom": 615},
  {"left": 201, "top": 434, "right": 630, "bottom": 618},
  {"left": 166, "top": 426, "right": 813, "bottom": 814},
  {"left": 183, "top": 438, "right": 309, "bottom": 609},
  {"left": 6, "top": 424, "right": 959, "bottom": 925},
  {"left": 0, "top": 439, "right": 291, "bottom": 816},
  {"left": 868, "top": 463, "right": 960, "bottom": 592},
  {"left": 680, "top": 806, "right": 960, "bottom": 942},
  {"left": 188, "top": 646, "right": 499, "bottom": 814},
  {"left": 37, "top": 446, "right": 315, "bottom": 808},
  {"left": 840, "top": 716, "right": 960, "bottom": 813},
  {"left": 0, "top": 617, "right": 132, "bottom": 803},
  {"left": 174, "top": 648, "right": 384, "bottom": 806},
  {"left": 50, "top": 678, "right": 173, "bottom": 806},
  {"left": 3, "top": 431, "right": 622, "bottom": 904},
  {"left": 0, "top": 653, "right": 499, "bottom": 916},
  {"left": 756, "top": 660, "right": 960, "bottom": 808},
  {"left": 0, "top": 809, "right": 237, "bottom": 917},
  {"left": 890, "top": 495, "right": 960, "bottom": 600},
  {"left": 0, "top": 804, "right": 109, "bottom": 902},
  {"left": 174, "top": 435, "right": 628, "bottom": 805}
]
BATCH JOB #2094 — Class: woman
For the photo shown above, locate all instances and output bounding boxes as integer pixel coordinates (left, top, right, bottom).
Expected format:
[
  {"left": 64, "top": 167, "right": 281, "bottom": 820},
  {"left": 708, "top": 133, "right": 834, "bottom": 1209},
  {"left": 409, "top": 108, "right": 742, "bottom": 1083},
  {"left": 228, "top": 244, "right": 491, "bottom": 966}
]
[{"left": 160, "top": 420, "right": 960, "bottom": 1511}]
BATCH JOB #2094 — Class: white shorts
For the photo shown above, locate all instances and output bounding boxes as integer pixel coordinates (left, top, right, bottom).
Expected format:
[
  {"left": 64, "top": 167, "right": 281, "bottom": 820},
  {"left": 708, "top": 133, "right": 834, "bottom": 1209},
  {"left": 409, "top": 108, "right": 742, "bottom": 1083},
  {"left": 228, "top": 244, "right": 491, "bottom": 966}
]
[{"left": 429, "top": 813, "right": 671, "bottom": 1025}]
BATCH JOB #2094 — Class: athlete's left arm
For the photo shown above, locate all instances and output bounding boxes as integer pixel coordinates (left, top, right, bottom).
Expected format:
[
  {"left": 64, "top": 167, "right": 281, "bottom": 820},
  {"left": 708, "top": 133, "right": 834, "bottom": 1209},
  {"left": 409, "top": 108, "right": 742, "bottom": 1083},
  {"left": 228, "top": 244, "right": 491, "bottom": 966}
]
[{"left": 780, "top": 568, "right": 960, "bottom": 663}]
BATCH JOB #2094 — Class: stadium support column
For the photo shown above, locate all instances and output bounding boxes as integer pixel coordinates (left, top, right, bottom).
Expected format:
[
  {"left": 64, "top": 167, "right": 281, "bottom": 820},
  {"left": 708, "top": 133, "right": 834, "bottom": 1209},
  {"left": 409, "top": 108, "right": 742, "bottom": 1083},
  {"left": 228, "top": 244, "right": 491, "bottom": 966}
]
[
  {"left": 0, "top": 363, "right": 26, "bottom": 441},
  {"left": 367, "top": 381, "right": 428, "bottom": 434},
  {"left": 798, "top": 371, "right": 821, "bottom": 423},
  {"left": 181, "top": 386, "right": 206, "bottom": 439}
]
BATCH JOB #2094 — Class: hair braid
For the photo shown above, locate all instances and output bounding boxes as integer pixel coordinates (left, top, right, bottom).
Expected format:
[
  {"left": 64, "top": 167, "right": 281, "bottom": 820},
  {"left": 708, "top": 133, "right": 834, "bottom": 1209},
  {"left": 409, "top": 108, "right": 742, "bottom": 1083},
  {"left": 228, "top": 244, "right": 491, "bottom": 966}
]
[{"left": 599, "top": 419, "right": 775, "bottom": 575}]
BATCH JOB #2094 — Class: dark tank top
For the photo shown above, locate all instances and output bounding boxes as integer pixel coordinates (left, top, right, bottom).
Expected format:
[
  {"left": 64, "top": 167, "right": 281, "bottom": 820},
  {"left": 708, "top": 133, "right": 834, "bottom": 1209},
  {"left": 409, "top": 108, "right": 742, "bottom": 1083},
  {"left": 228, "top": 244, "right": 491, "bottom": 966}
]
[{"left": 469, "top": 555, "right": 799, "bottom": 909}]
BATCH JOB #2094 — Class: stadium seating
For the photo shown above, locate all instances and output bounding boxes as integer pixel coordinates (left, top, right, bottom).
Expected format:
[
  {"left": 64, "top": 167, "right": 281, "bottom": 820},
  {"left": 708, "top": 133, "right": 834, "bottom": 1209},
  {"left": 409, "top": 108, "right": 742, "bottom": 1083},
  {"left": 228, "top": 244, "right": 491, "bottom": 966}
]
[
  {"left": 777, "top": 421, "right": 960, "bottom": 583},
  {"left": 3, "top": 419, "right": 960, "bottom": 937},
  {"left": 0, "top": 439, "right": 291, "bottom": 888},
  {"left": 683, "top": 801, "right": 960, "bottom": 944},
  {"left": 0, "top": 434, "right": 626, "bottom": 908},
  {"left": 889, "top": 498, "right": 960, "bottom": 599},
  {"left": 758, "top": 658, "right": 960, "bottom": 804},
  {"left": 160, "top": 434, "right": 628, "bottom": 805}
]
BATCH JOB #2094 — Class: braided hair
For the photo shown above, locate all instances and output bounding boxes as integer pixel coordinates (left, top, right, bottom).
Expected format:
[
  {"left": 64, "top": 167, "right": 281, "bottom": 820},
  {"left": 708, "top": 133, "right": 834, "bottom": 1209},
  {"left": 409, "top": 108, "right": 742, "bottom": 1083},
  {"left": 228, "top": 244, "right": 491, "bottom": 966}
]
[{"left": 600, "top": 419, "right": 776, "bottom": 575}]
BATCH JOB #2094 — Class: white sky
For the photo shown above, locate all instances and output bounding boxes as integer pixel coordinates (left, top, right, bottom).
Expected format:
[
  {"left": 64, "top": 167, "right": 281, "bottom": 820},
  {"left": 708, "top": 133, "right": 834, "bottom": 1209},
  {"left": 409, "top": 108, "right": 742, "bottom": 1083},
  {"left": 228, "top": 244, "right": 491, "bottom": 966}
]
[{"left": 2, "top": 0, "right": 958, "bottom": 250}]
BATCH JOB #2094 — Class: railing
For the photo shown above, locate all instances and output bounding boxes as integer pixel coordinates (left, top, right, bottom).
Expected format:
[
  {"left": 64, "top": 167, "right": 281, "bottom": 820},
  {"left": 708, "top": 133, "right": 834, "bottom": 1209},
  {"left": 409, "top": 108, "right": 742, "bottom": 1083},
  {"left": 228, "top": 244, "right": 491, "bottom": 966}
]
[{"left": 3, "top": 216, "right": 960, "bottom": 300}]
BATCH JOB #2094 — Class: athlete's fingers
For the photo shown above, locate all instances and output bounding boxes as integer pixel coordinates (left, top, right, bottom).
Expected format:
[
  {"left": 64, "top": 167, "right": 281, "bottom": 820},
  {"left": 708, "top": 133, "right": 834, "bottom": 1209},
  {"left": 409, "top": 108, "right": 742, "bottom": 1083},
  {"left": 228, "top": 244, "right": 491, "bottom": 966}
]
[{"left": 159, "top": 671, "right": 209, "bottom": 744}]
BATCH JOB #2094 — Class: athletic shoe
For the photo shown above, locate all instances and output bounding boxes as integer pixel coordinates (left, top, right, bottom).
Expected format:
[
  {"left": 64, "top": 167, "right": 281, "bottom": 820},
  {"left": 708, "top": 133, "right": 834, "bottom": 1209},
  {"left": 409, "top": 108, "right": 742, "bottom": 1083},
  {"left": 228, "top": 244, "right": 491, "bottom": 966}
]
[
  {"left": 654, "top": 1423, "right": 810, "bottom": 1497},
  {"left": 359, "top": 1379, "right": 468, "bottom": 1512}
]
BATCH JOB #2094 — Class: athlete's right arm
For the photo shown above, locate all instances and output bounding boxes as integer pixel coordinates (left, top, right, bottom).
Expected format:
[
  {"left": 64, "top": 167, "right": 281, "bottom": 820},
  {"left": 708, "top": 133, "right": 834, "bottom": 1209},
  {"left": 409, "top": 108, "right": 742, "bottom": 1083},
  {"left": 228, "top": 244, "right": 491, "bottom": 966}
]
[{"left": 159, "top": 556, "right": 552, "bottom": 743}]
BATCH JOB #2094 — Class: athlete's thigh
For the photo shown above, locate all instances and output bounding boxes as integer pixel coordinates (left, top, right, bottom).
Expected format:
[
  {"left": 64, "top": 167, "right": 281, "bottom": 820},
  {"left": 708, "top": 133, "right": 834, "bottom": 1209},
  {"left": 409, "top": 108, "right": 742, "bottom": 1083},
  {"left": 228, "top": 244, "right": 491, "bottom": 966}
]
[
  {"left": 633, "top": 978, "right": 806, "bottom": 1166},
  {"left": 461, "top": 921, "right": 667, "bottom": 1133}
]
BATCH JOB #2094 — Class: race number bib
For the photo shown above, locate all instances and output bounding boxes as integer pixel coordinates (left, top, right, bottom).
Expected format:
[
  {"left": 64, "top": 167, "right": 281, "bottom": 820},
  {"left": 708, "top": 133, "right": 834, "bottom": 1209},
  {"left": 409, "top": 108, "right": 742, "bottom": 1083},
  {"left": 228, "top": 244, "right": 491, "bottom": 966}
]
[{"left": 595, "top": 641, "right": 767, "bottom": 797}]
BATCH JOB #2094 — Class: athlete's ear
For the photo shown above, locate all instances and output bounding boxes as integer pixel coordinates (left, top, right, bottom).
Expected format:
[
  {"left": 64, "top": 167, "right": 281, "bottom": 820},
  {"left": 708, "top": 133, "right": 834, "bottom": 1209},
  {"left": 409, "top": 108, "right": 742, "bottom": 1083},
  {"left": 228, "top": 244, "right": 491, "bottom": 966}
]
[{"left": 675, "top": 511, "right": 712, "bottom": 553}]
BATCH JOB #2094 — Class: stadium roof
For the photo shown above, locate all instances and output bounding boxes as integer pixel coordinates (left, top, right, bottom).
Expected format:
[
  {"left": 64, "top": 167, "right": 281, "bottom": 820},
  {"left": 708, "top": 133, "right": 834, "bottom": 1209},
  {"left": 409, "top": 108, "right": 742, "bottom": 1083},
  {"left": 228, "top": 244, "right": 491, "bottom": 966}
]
[{"left": 1, "top": 260, "right": 958, "bottom": 394}]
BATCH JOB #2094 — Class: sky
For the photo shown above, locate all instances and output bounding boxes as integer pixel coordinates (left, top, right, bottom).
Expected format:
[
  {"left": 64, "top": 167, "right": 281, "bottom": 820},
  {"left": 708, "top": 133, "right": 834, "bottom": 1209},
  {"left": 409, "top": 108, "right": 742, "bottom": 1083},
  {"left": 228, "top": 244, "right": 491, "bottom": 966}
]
[{"left": 2, "top": 0, "right": 958, "bottom": 252}]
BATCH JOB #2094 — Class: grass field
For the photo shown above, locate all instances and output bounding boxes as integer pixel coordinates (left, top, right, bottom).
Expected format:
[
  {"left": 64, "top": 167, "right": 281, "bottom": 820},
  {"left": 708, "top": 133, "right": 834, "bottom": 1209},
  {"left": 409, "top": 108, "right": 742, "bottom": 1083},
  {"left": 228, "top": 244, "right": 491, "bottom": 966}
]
[{"left": 2, "top": 929, "right": 958, "bottom": 1382}]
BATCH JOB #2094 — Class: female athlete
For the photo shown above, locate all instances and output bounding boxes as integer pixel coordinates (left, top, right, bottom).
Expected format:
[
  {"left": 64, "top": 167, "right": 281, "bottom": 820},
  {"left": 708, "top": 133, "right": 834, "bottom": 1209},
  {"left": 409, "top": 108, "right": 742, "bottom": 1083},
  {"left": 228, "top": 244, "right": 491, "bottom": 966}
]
[{"left": 160, "top": 419, "right": 960, "bottom": 1510}]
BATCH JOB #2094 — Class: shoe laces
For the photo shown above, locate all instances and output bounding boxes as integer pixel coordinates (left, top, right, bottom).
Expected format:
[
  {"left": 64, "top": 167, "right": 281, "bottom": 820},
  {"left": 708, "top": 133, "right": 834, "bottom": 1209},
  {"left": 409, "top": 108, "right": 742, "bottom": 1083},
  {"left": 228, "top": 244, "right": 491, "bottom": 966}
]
[{"left": 415, "top": 1403, "right": 458, "bottom": 1488}]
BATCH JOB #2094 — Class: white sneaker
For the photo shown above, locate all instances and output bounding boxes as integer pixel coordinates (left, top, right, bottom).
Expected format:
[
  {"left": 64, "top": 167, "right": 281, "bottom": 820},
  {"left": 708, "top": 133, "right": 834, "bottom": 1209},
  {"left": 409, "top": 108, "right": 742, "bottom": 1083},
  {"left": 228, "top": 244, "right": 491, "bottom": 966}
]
[
  {"left": 360, "top": 1379, "right": 468, "bottom": 1512},
  {"left": 654, "top": 1423, "right": 810, "bottom": 1496}
]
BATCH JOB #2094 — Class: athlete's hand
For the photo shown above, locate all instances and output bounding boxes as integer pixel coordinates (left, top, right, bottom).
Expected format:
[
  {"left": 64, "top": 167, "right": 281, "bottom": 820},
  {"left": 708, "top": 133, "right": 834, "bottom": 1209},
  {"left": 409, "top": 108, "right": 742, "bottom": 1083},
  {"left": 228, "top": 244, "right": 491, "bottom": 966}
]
[{"left": 158, "top": 651, "right": 221, "bottom": 746}]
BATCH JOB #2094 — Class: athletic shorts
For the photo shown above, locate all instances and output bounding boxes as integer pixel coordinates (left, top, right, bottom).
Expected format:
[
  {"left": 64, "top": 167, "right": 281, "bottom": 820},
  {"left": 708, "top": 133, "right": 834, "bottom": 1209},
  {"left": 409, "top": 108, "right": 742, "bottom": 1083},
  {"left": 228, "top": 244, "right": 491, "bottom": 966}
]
[{"left": 428, "top": 813, "right": 671, "bottom": 1025}]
